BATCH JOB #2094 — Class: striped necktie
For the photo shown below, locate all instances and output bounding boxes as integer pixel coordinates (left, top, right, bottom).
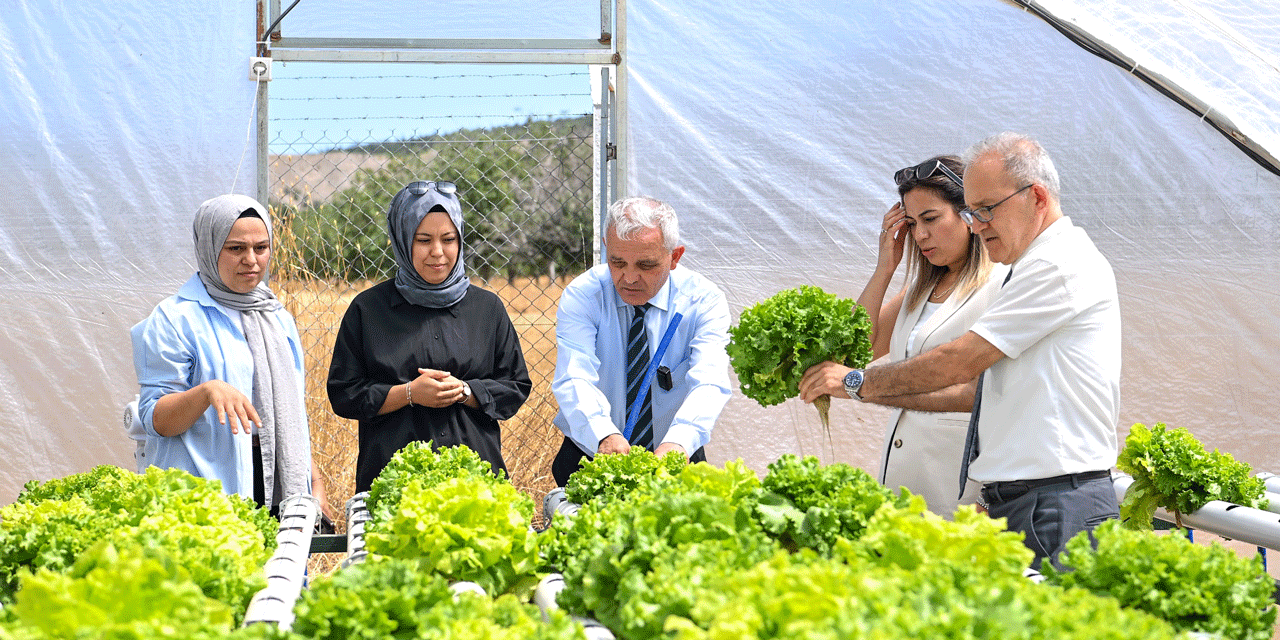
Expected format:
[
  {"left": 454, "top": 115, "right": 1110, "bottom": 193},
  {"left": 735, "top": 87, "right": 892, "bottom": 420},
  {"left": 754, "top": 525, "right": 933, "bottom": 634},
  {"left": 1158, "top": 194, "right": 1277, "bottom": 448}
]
[{"left": 626, "top": 304, "right": 654, "bottom": 449}]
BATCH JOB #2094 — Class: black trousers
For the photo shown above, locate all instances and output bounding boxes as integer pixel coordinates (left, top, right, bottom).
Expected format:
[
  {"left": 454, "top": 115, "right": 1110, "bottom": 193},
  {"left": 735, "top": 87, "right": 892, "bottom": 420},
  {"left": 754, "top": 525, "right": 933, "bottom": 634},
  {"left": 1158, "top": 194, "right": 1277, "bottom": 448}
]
[{"left": 550, "top": 435, "right": 706, "bottom": 487}]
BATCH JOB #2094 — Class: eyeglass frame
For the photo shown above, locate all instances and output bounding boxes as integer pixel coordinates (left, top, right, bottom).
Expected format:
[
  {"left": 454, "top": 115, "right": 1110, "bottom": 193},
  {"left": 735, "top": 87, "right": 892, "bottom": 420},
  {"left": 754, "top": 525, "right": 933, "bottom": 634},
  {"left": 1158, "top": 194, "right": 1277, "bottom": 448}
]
[
  {"left": 405, "top": 180, "right": 458, "bottom": 196},
  {"left": 894, "top": 159, "right": 964, "bottom": 188},
  {"left": 959, "top": 183, "right": 1033, "bottom": 224}
]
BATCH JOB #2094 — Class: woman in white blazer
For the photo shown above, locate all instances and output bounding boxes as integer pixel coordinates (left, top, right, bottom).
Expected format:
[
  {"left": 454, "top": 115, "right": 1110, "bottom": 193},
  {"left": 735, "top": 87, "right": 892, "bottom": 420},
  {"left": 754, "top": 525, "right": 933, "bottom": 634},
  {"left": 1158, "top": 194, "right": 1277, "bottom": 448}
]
[{"left": 858, "top": 156, "right": 1008, "bottom": 516}]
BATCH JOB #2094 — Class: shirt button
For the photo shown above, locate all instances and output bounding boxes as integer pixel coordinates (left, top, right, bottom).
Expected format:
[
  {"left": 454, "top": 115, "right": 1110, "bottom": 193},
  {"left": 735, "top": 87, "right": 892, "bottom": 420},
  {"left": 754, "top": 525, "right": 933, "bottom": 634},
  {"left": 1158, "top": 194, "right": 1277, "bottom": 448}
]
[
  {"left": 893, "top": 439, "right": 903, "bottom": 448},
  {"left": 434, "top": 334, "right": 440, "bottom": 339}
]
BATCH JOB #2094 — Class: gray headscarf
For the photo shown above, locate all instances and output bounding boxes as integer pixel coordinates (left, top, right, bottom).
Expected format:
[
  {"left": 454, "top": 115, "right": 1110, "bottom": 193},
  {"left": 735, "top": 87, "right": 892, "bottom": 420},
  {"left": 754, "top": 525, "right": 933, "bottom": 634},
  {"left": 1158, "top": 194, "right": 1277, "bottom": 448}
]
[
  {"left": 193, "top": 194, "right": 310, "bottom": 509},
  {"left": 387, "top": 181, "right": 469, "bottom": 308}
]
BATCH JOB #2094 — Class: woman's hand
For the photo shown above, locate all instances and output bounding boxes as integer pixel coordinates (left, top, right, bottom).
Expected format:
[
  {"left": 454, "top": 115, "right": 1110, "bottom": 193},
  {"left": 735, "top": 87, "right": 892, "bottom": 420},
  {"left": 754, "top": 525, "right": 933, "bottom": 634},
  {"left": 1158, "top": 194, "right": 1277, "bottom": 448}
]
[
  {"left": 153, "top": 379, "right": 260, "bottom": 437},
  {"left": 311, "top": 460, "right": 339, "bottom": 525},
  {"left": 202, "top": 380, "right": 262, "bottom": 434},
  {"left": 876, "top": 202, "right": 909, "bottom": 273},
  {"left": 407, "top": 368, "right": 468, "bottom": 408}
]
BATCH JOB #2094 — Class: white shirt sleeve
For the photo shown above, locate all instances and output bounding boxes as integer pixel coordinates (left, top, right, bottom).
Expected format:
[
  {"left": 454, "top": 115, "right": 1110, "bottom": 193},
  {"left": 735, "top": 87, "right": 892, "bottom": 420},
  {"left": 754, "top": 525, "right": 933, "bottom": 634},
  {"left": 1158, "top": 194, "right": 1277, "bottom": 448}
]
[{"left": 970, "top": 256, "right": 1079, "bottom": 360}]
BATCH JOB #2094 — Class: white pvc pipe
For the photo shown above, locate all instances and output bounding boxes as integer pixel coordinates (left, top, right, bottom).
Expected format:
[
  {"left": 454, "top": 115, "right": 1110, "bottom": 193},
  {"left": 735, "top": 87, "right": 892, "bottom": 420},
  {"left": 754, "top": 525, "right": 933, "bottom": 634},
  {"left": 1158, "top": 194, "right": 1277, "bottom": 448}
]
[
  {"left": 449, "top": 581, "right": 487, "bottom": 598},
  {"left": 345, "top": 491, "right": 370, "bottom": 564},
  {"left": 543, "top": 487, "right": 581, "bottom": 522},
  {"left": 243, "top": 493, "right": 321, "bottom": 629},
  {"left": 533, "top": 573, "right": 615, "bottom": 639},
  {"left": 340, "top": 550, "right": 367, "bottom": 569},
  {"left": 243, "top": 588, "right": 297, "bottom": 629},
  {"left": 1257, "top": 473, "right": 1280, "bottom": 495},
  {"left": 534, "top": 573, "right": 566, "bottom": 619},
  {"left": 1239, "top": 474, "right": 1280, "bottom": 515},
  {"left": 578, "top": 619, "right": 617, "bottom": 640},
  {"left": 1112, "top": 475, "right": 1280, "bottom": 550},
  {"left": 1263, "top": 491, "right": 1280, "bottom": 516}
]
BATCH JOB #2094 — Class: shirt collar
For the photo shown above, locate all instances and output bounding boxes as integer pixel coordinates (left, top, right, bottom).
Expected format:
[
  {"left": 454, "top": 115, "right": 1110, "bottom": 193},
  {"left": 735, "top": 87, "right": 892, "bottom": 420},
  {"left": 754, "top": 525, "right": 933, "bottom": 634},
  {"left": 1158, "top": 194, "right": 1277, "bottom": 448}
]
[
  {"left": 1013, "top": 216, "right": 1073, "bottom": 270},
  {"left": 179, "top": 272, "right": 225, "bottom": 310},
  {"left": 389, "top": 281, "right": 464, "bottom": 317},
  {"left": 177, "top": 272, "right": 243, "bottom": 322}
]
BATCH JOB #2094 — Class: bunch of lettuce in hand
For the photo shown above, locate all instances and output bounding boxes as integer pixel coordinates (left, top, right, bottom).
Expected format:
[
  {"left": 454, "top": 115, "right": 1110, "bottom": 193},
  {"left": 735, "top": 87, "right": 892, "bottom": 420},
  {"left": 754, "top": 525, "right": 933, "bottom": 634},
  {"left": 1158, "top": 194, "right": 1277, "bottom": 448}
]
[{"left": 727, "top": 285, "right": 872, "bottom": 430}]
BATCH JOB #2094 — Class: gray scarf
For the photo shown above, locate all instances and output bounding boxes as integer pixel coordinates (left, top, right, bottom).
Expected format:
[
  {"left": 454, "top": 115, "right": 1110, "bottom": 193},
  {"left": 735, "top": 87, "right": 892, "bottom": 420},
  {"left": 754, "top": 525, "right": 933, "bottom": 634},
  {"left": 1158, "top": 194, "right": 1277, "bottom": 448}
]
[
  {"left": 193, "top": 194, "right": 310, "bottom": 508},
  {"left": 387, "top": 182, "right": 470, "bottom": 308}
]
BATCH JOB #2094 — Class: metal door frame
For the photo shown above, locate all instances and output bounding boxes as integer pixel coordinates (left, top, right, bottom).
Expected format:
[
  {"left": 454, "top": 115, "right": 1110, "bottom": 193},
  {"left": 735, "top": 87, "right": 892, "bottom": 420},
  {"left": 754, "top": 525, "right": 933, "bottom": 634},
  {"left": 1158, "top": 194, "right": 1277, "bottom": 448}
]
[{"left": 252, "top": 0, "right": 627, "bottom": 261}]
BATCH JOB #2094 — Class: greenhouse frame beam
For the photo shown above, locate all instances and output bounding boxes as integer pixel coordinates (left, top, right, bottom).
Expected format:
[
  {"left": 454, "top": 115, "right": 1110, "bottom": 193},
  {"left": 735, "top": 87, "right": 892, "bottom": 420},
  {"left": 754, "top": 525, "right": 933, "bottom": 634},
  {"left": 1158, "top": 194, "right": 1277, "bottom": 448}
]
[
  {"left": 270, "top": 48, "right": 617, "bottom": 65},
  {"left": 253, "top": 0, "right": 627, "bottom": 233}
]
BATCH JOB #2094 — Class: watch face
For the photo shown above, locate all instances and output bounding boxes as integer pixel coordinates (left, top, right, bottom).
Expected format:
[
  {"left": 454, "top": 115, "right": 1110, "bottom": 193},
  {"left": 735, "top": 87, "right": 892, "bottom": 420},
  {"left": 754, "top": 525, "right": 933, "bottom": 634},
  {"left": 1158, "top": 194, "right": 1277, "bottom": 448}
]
[{"left": 844, "top": 370, "right": 863, "bottom": 390}]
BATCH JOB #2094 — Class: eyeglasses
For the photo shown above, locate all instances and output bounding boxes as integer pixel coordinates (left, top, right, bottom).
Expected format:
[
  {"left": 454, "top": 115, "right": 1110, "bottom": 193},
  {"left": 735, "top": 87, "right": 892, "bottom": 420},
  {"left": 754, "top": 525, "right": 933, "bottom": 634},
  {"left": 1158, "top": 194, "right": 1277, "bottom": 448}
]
[
  {"left": 959, "top": 184, "right": 1033, "bottom": 224},
  {"left": 894, "top": 159, "right": 964, "bottom": 188},
  {"left": 406, "top": 180, "right": 458, "bottom": 196}
]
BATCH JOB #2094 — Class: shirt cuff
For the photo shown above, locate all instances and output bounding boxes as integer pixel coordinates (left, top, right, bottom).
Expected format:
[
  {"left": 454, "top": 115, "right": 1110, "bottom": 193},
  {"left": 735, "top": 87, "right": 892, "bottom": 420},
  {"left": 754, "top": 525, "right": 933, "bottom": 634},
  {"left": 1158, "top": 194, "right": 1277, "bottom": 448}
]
[{"left": 580, "top": 418, "right": 621, "bottom": 455}]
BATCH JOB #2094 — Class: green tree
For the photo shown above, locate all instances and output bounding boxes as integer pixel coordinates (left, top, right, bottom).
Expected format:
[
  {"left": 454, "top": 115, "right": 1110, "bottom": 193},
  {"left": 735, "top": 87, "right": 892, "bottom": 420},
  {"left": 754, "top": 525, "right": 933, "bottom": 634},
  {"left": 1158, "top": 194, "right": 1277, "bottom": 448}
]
[{"left": 274, "top": 117, "right": 592, "bottom": 282}]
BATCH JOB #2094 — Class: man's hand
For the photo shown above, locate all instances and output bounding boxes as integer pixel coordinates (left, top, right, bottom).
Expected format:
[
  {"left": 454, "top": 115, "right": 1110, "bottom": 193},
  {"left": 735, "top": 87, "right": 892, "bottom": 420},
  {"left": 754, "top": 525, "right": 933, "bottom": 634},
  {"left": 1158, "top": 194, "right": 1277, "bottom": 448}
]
[
  {"left": 798, "top": 361, "right": 854, "bottom": 403},
  {"left": 653, "top": 442, "right": 687, "bottom": 460},
  {"left": 597, "top": 433, "right": 631, "bottom": 455}
]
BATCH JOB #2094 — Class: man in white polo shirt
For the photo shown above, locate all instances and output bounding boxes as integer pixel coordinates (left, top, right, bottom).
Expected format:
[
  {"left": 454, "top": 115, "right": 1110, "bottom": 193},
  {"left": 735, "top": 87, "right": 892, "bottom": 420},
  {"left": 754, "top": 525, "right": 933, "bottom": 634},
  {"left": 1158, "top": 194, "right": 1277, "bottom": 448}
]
[{"left": 801, "top": 132, "right": 1120, "bottom": 570}]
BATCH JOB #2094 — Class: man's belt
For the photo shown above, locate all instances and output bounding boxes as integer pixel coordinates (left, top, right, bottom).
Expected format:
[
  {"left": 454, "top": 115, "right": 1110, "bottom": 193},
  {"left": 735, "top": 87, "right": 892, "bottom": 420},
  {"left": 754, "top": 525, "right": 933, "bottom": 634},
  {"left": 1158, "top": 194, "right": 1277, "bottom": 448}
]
[{"left": 980, "top": 469, "right": 1112, "bottom": 505}]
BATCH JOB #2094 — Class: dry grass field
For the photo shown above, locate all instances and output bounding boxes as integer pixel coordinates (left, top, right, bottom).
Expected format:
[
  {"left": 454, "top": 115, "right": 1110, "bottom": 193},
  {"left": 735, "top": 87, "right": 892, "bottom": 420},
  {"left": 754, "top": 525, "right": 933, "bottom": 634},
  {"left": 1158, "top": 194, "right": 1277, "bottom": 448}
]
[{"left": 276, "top": 275, "right": 572, "bottom": 533}]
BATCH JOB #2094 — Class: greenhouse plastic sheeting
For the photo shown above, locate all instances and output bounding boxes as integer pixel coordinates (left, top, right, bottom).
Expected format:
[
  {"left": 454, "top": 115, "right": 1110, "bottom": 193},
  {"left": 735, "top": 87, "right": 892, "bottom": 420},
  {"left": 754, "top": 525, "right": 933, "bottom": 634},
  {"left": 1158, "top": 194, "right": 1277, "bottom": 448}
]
[
  {"left": 0, "top": 2, "right": 266, "bottom": 500},
  {"left": 2, "top": 0, "right": 1279, "bottom": 502},
  {"left": 625, "top": 0, "right": 1280, "bottom": 476}
]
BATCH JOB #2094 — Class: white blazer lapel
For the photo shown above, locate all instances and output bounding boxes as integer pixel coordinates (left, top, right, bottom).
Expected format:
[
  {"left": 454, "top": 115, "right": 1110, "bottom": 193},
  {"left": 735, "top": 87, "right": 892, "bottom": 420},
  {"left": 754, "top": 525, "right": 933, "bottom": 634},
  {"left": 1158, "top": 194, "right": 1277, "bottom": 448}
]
[
  {"left": 888, "top": 295, "right": 927, "bottom": 361},
  {"left": 916, "top": 287, "right": 974, "bottom": 350}
]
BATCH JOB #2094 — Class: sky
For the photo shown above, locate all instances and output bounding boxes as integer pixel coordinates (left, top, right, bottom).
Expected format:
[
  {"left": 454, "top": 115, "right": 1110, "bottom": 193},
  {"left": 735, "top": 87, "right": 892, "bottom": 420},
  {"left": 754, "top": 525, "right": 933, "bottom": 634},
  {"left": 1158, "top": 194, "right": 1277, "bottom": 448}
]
[
  {"left": 262, "top": 0, "right": 604, "bottom": 152},
  {"left": 268, "top": 61, "right": 593, "bottom": 154}
]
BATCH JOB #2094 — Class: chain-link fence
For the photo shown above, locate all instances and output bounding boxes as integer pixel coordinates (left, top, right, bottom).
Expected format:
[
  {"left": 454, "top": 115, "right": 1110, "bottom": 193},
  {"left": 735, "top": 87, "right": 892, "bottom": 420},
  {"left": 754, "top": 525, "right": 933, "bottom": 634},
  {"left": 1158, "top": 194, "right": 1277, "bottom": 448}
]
[{"left": 266, "top": 67, "right": 595, "bottom": 527}]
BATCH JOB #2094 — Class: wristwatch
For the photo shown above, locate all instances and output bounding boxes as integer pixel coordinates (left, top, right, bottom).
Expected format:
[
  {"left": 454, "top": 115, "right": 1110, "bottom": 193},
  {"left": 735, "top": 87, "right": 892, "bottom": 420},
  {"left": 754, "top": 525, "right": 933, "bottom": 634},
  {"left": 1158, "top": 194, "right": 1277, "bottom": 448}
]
[
  {"left": 458, "top": 382, "right": 472, "bottom": 404},
  {"left": 843, "top": 369, "right": 865, "bottom": 400}
]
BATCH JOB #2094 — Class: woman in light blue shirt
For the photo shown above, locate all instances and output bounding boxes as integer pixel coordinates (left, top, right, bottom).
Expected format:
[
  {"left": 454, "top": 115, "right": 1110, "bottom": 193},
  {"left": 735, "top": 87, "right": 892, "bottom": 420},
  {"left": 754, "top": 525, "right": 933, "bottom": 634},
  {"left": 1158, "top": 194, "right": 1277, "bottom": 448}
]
[{"left": 131, "top": 194, "right": 330, "bottom": 516}]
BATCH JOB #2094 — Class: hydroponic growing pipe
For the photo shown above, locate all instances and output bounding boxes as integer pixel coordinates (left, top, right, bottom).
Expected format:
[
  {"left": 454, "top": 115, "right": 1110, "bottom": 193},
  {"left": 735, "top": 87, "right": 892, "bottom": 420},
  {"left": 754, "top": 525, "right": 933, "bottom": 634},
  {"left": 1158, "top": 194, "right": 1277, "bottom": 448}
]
[{"left": 1112, "top": 475, "right": 1280, "bottom": 550}]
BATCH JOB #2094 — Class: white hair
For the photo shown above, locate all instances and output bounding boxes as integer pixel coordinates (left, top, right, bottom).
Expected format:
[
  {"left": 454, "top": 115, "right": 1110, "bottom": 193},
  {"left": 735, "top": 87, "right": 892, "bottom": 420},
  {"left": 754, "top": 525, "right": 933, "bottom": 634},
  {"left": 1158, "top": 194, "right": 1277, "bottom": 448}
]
[
  {"left": 605, "top": 196, "right": 680, "bottom": 250},
  {"left": 963, "top": 132, "right": 1061, "bottom": 200}
]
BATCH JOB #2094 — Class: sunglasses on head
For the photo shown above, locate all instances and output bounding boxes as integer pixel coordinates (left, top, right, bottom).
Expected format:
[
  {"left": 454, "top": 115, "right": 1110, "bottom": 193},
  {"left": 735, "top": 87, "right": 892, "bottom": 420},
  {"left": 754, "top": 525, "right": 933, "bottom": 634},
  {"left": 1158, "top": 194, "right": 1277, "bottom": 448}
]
[
  {"left": 894, "top": 159, "right": 963, "bottom": 188},
  {"left": 406, "top": 180, "right": 458, "bottom": 196}
]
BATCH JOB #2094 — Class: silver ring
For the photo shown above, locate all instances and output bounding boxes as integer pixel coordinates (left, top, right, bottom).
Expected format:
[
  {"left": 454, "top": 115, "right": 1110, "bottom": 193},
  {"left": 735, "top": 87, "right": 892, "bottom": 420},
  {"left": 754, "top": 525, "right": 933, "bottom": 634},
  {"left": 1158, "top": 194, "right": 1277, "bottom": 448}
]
[{"left": 881, "top": 229, "right": 887, "bottom": 234}]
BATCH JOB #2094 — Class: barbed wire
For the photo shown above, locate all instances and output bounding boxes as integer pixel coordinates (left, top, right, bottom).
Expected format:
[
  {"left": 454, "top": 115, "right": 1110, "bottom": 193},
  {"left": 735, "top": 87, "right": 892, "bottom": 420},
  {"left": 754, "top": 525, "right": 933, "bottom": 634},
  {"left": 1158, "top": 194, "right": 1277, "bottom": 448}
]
[
  {"left": 282, "top": 72, "right": 585, "bottom": 81},
  {"left": 275, "top": 93, "right": 586, "bottom": 101},
  {"left": 272, "top": 112, "right": 590, "bottom": 122}
]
